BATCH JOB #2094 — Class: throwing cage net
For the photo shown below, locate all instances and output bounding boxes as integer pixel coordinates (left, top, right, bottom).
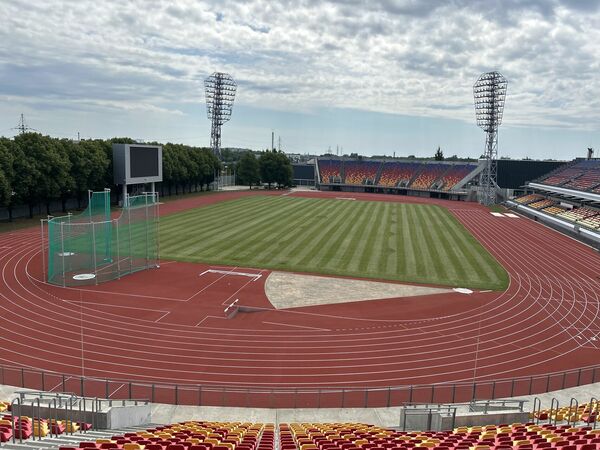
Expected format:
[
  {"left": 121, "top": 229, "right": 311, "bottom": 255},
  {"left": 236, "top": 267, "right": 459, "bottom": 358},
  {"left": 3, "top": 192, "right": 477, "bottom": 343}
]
[{"left": 45, "top": 190, "right": 159, "bottom": 286}]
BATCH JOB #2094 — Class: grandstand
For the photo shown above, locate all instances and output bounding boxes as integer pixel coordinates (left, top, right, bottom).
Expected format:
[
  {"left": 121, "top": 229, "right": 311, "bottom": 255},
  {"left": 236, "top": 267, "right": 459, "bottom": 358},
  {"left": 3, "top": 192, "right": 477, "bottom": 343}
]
[
  {"left": 507, "top": 158, "right": 600, "bottom": 246},
  {"left": 378, "top": 161, "right": 421, "bottom": 187},
  {"left": 316, "top": 158, "right": 480, "bottom": 199},
  {"left": 529, "top": 159, "right": 600, "bottom": 198}
]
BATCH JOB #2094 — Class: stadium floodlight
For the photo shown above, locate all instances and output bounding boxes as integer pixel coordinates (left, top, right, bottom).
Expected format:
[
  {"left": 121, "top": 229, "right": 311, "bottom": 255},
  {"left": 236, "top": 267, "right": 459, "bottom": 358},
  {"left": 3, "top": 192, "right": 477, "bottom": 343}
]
[
  {"left": 204, "top": 72, "right": 237, "bottom": 159},
  {"left": 473, "top": 71, "right": 508, "bottom": 206}
]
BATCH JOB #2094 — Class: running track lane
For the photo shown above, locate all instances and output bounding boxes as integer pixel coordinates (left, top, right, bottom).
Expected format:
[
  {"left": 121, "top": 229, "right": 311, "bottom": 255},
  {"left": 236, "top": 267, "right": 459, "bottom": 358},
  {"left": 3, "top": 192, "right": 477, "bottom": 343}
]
[{"left": 0, "top": 190, "right": 599, "bottom": 407}]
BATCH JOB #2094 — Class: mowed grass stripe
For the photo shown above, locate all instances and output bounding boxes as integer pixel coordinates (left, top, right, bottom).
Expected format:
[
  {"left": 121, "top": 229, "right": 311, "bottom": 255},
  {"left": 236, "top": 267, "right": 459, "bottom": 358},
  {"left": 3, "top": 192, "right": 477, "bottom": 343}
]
[
  {"left": 315, "top": 200, "right": 371, "bottom": 268},
  {"left": 203, "top": 197, "right": 319, "bottom": 260},
  {"left": 357, "top": 201, "right": 388, "bottom": 274},
  {"left": 424, "top": 207, "right": 469, "bottom": 283},
  {"left": 293, "top": 200, "right": 359, "bottom": 267},
  {"left": 381, "top": 203, "right": 398, "bottom": 277},
  {"left": 336, "top": 201, "right": 378, "bottom": 272},
  {"left": 231, "top": 199, "right": 334, "bottom": 263},
  {"left": 164, "top": 197, "right": 284, "bottom": 251},
  {"left": 160, "top": 196, "right": 509, "bottom": 290},
  {"left": 160, "top": 197, "right": 278, "bottom": 249},
  {"left": 414, "top": 206, "right": 449, "bottom": 282},
  {"left": 420, "top": 206, "right": 459, "bottom": 282},
  {"left": 436, "top": 209, "right": 507, "bottom": 288},
  {"left": 177, "top": 198, "right": 302, "bottom": 258}
]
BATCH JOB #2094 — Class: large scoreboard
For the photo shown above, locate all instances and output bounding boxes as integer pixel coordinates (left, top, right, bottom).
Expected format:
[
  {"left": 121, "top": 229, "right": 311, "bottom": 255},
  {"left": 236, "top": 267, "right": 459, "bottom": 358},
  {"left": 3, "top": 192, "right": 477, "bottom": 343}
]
[{"left": 113, "top": 144, "right": 163, "bottom": 185}]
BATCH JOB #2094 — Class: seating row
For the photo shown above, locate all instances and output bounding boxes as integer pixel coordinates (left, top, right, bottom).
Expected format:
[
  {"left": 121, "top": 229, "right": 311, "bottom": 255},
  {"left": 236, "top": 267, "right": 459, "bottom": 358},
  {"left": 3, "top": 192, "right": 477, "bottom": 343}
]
[
  {"left": 539, "top": 160, "right": 600, "bottom": 193},
  {"left": 317, "top": 159, "right": 477, "bottom": 190},
  {"left": 531, "top": 402, "right": 598, "bottom": 423},
  {"left": 60, "top": 421, "right": 274, "bottom": 450},
  {"left": 513, "top": 194, "right": 600, "bottom": 230},
  {"left": 280, "top": 422, "right": 600, "bottom": 450}
]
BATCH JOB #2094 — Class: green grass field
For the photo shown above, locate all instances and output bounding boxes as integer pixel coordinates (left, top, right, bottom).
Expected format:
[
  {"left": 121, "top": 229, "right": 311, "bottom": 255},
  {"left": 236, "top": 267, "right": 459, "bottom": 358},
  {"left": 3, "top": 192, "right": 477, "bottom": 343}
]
[{"left": 160, "top": 196, "right": 509, "bottom": 290}]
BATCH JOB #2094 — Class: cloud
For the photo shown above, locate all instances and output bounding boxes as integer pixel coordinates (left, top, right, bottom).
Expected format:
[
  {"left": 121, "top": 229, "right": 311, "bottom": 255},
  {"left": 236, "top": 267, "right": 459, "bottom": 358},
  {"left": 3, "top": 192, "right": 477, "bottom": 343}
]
[{"left": 1, "top": 0, "right": 600, "bottom": 134}]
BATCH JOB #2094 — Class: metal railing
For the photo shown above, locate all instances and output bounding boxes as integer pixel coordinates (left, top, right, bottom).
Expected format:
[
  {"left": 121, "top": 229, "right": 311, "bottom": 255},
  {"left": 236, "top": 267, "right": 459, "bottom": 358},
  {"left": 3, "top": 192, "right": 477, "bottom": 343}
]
[{"left": 2, "top": 362, "right": 600, "bottom": 408}]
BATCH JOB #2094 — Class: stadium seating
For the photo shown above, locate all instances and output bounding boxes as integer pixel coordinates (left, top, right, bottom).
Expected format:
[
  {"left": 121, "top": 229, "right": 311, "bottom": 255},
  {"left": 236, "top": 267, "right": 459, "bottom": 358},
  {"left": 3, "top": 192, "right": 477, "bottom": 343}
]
[
  {"left": 539, "top": 160, "right": 600, "bottom": 192},
  {"left": 318, "top": 160, "right": 342, "bottom": 184},
  {"left": 378, "top": 162, "right": 421, "bottom": 187},
  {"left": 557, "top": 206, "right": 598, "bottom": 222},
  {"left": 542, "top": 205, "right": 567, "bottom": 216},
  {"left": 410, "top": 164, "right": 448, "bottom": 189},
  {"left": 532, "top": 402, "right": 599, "bottom": 423},
  {"left": 63, "top": 421, "right": 273, "bottom": 450},
  {"left": 514, "top": 194, "right": 544, "bottom": 204},
  {"left": 439, "top": 164, "right": 477, "bottom": 191},
  {"left": 280, "top": 422, "right": 600, "bottom": 450},
  {"left": 529, "top": 199, "right": 556, "bottom": 210},
  {"left": 578, "top": 215, "right": 600, "bottom": 229},
  {"left": 344, "top": 161, "right": 381, "bottom": 185}
]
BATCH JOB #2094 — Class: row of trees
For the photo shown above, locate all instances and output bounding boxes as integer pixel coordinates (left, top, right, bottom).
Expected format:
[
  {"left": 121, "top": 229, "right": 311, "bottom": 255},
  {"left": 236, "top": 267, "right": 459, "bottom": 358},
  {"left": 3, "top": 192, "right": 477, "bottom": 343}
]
[
  {"left": 0, "top": 134, "right": 222, "bottom": 220},
  {"left": 237, "top": 149, "right": 293, "bottom": 189},
  {"left": 0, "top": 134, "right": 295, "bottom": 221}
]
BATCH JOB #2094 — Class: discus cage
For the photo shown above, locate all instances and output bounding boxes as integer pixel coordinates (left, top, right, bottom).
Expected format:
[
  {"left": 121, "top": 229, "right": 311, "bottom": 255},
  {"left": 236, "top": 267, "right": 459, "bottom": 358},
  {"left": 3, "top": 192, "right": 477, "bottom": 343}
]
[{"left": 41, "top": 190, "right": 159, "bottom": 286}]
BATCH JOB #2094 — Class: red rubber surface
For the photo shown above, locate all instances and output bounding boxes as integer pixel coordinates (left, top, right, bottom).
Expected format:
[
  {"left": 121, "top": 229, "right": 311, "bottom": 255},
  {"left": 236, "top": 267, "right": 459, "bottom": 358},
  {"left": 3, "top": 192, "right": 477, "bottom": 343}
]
[{"left": 1, "top": 189, "right": 599, "bottom": 407}]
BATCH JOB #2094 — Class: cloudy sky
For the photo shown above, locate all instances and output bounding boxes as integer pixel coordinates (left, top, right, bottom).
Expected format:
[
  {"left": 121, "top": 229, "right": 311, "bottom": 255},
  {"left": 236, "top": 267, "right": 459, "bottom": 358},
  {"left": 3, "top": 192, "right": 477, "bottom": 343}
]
[{"left": 1, "top": 0, "right": 600, "bottom": 160}]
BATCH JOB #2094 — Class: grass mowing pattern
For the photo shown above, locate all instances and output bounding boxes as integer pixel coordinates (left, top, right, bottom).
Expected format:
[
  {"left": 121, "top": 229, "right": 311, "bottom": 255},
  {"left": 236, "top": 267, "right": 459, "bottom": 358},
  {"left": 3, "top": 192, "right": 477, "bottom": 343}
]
[{"left": 160, "top": 196, "right": 509, "bottom": 290}]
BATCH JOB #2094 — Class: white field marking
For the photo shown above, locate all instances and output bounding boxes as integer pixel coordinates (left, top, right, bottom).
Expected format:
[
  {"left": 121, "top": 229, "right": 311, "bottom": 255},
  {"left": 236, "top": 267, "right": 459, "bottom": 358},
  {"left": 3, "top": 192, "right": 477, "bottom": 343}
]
[
  {"left": 479, "top": 290, "right": 493, "bottom": 293},
  {"left": 262, "top": 321, "right": 331, "bottom": 331},
  {"left": 224, "top": 298, "right": 239, "bottom": 313},
  {"left": 504, "top": 213, "right": 519, "bottom": 218},
  {"left": 336, "top": 197, "right": 356, "bottom": 200},
  {"left": 154, "top": 311, "right": 171, "bottom": 322},
  {"left": 0, "top": 246, "right": 13, "bottom": 249},
  {"left": 491, "top": 212, "right": 504, "bottom": 217},
  {"left": 63, "top": 299, "right": 168, "bottom": 314},
  {"left": 47, "top": 376, "right": 73, "bottom": 392},
  {"left": 109, "top": 383, "right": 126, "bottom": 397},
  {"left": 201, "top": 269, "right": 262, "bottom": 280}
]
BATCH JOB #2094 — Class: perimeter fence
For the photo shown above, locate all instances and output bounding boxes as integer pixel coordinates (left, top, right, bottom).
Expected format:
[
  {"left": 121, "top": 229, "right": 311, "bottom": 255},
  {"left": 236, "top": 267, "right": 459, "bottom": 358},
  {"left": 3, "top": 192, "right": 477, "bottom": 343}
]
[{"left": 1, "top": 363, "right": 599, "bottom": 409}]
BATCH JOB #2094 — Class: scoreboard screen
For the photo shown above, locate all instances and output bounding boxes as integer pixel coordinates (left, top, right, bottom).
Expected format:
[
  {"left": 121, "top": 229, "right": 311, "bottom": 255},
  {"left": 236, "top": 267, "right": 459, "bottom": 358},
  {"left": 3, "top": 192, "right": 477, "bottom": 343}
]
[
  {"left": 130, "top": 146, "right": 159, "bottom": 178},
  {"left": 112, "top": 143, "right": 163, "bottom": 185}
]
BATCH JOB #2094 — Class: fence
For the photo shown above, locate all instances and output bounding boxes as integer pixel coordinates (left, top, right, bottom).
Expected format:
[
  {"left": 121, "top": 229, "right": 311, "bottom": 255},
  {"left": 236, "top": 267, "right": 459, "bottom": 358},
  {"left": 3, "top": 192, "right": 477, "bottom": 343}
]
[
  {"left": 2, "top": 363, "right": 600, "bottom": 409},
  {"left": 44, "top": 191, "right": 159, "bottom": 286}
]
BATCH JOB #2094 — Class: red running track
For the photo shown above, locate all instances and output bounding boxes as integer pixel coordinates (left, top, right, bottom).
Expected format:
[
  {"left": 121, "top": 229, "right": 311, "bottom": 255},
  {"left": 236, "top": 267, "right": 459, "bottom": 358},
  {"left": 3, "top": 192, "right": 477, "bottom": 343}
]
[{"left": 1, "top": 190, "right": 600, "bottom": 407}]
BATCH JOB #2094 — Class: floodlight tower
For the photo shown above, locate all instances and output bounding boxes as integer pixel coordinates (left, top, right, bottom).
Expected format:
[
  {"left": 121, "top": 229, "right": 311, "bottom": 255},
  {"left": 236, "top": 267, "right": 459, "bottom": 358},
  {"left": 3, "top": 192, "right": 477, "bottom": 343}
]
[
  {"left": 204, "top": 72, "right": 237, "bottom": 159},
  {"left": 473, "top": 71, "right": 507, "bottom": 206}
]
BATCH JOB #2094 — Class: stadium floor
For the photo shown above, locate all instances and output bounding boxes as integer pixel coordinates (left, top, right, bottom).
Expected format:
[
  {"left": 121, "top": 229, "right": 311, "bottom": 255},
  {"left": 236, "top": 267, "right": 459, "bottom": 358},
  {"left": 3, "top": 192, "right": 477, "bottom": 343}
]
[{"left": 0, "top": 189, "right": 599, "bottom": 407}]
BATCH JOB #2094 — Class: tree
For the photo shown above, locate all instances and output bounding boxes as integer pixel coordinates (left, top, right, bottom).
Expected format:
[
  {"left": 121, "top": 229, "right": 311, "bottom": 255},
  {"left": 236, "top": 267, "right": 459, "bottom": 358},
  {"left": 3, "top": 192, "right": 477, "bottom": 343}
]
[
  {"left": 67, "top": 139, "right": 109, "bottom": 209},
  {"left": 434, "top": 146, "right": 444, "bottom": 161},
  {"left": 273, "top": 151, "right": 293, "bottom": 187},
  {"left": 259, "top": 150, "right": 279, "bottom": 189},
  {"left": 237, "top": 151, "right": 260, "bottom": 189},
  {"left": 0, "top": 138, "right": 14, "bottom": 219}
]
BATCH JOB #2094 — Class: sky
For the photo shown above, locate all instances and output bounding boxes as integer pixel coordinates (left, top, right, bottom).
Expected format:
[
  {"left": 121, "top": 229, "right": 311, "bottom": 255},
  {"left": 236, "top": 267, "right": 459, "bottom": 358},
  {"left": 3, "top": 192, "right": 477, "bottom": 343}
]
[{"left": 1, "top": 0, "right": 600, "bottom": 160}]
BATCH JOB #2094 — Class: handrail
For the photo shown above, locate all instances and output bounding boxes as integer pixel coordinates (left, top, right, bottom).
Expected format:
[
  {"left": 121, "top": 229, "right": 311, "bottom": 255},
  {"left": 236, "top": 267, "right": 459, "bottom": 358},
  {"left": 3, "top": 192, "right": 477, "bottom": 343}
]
[
  {"left": 568, "top": 397, "right": 579, "bottom": 427},
  {"left": 10, "top": 397, "right": 21, "bottom": 444},
  {"left": 31, "top": 398, "right": 41, "bottom": 441},
  {"left": 2, "top": 361, "right": 600, "bottom": 408},
  {"left": 550, "top": 398, "right": 559, "bottom": 426},
  {"left": 533, "top": 397, "right": 541, "bottom": 424}
]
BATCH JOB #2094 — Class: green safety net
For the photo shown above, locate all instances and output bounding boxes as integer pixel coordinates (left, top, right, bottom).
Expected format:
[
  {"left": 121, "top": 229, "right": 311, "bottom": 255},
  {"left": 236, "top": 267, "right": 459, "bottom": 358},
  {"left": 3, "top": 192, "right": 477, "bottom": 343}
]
[{"left": 46, "top": 191, "right": 159, "bottom": 286}]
